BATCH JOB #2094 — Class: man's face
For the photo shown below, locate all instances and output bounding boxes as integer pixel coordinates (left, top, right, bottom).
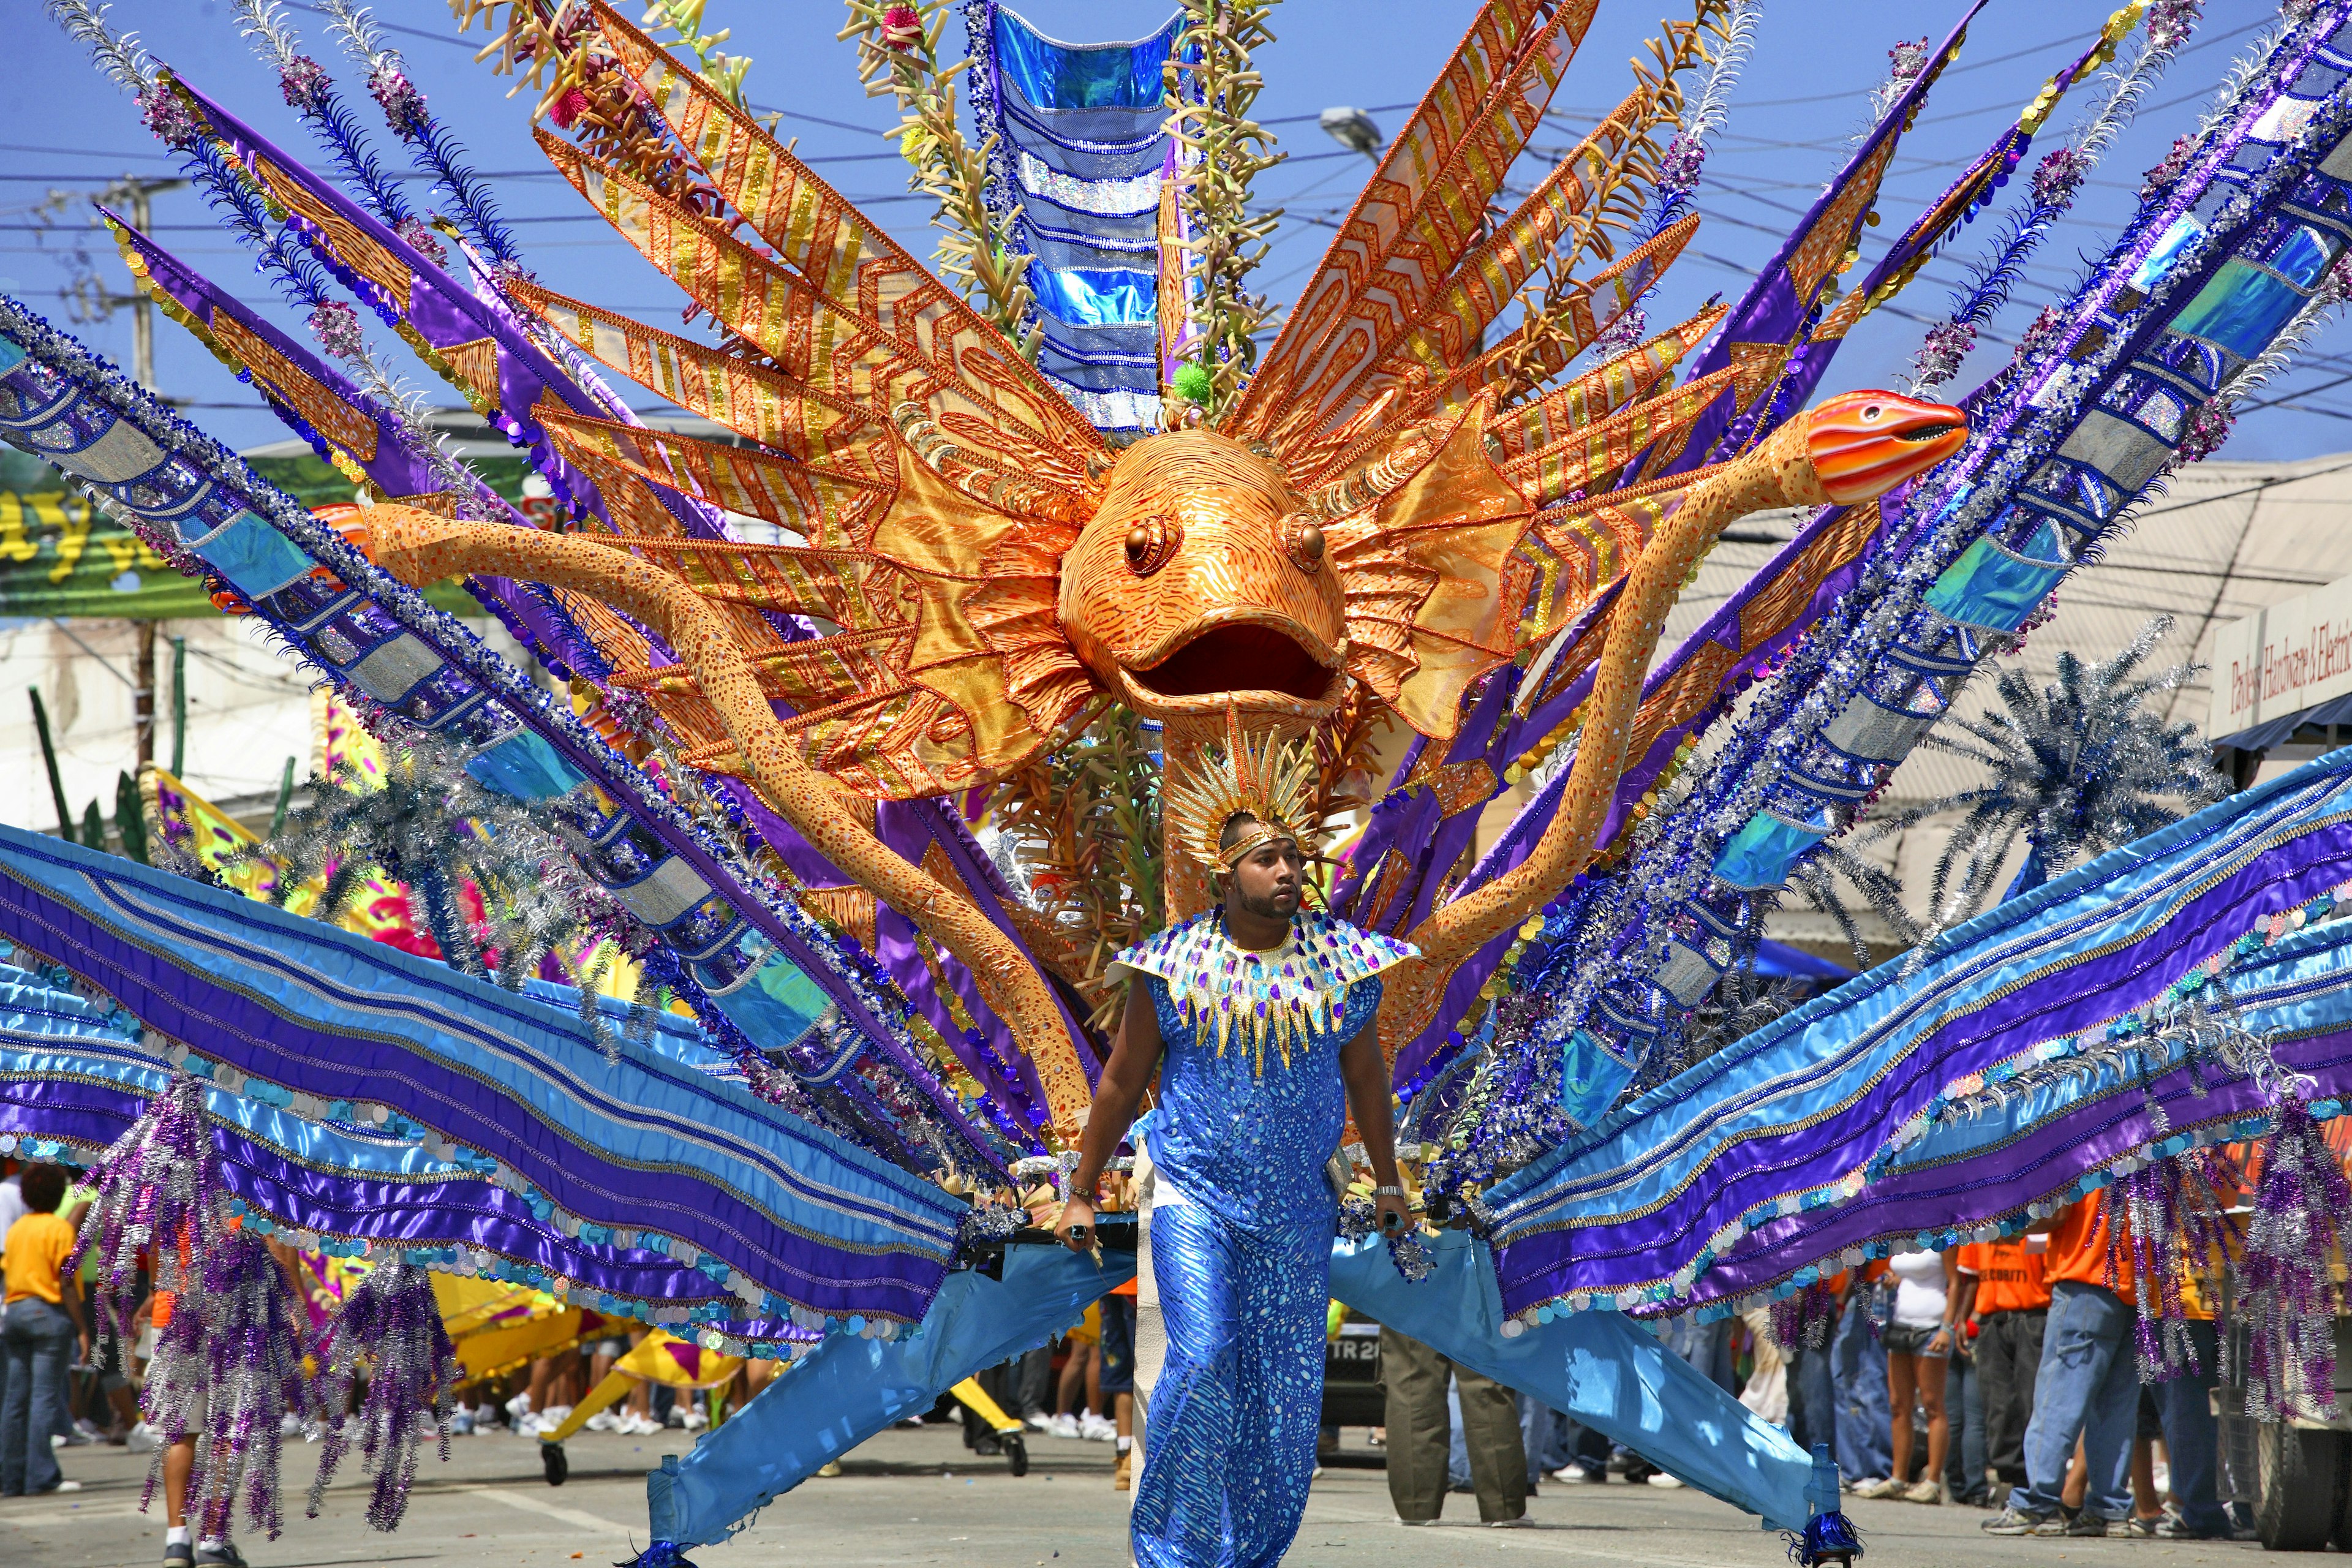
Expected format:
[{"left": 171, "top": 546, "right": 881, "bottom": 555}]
[{"left": 1224, "top": 836, "right": 1303, "bottom": 922}]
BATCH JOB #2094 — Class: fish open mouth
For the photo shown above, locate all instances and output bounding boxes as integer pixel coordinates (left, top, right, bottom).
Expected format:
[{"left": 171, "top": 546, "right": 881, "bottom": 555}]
[
  {"left": 1127, "top": 620, "right": 1335, "bottom": 704},
  {"left": 1896, "top": 420, "right": 1966, "bottom": 443}
]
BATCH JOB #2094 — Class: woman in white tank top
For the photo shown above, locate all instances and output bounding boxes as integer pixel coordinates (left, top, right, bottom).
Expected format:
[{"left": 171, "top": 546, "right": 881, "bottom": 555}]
[{"left": 1851, "top": 1249, "right": 1958, "bottom": 1506}]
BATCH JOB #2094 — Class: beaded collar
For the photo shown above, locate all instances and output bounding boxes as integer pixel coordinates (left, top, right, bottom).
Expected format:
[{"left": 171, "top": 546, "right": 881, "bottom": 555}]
[{"left": 1110, "top": 909, "right": 1419, "bottom": 1072}]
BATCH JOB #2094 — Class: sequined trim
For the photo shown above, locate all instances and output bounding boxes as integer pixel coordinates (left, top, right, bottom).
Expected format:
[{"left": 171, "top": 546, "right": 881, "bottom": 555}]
[
  {"left": 1112, "top": 911, "right": 1417, "bottom": 1070},
  {"left": 1017, "top": 151, "right": 1164, "bottom": 216}
]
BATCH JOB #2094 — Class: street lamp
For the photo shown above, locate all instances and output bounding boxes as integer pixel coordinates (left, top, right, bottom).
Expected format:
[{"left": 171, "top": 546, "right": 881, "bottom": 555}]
[{"left": 1319, "top": 106, "right": 1384, "bottom": 160}]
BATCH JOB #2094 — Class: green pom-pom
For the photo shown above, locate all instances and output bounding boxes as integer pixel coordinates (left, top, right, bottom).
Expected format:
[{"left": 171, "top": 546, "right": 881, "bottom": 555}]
[{"left": 1171, "top": 362, "right": 1214, "bottom": 405}]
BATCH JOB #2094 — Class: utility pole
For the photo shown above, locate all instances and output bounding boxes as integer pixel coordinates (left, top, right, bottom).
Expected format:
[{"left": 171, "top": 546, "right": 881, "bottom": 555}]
[{"left": 86, "top": 176, "right": 184, "bottom": 770}]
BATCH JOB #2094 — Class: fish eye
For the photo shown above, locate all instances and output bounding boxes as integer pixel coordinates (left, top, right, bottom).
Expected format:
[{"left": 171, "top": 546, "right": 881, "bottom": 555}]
[
  {"left": 1123, "top": 513, "right": 1178, "bottom": 575},
  {"left": 1863, "top": 404, "right": 1883, "bottom": 421}
]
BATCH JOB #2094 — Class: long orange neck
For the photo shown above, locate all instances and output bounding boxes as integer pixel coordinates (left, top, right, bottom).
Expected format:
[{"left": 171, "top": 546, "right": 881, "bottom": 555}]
[
  {"left": 353, "top": 506, "right": 1097, "bottom": 1147},
  {"left": 1379, "top": 416, "right": 1827, "bottom": 1051}
]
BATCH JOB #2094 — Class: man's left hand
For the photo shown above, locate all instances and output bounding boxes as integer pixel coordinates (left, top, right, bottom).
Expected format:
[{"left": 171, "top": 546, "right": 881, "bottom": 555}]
[{"left": 1374, "top": 1193, "right": 1413, "bottom": 1238}]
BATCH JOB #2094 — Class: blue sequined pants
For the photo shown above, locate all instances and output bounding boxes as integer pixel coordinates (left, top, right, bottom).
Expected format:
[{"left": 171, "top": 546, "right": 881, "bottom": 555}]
[{"left": 1134, "top": 1202, "right": 1330, "bottom": 1568}]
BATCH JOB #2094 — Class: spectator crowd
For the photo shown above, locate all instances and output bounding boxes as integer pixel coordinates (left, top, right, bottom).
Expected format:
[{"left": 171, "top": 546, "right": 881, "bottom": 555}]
[{"left": 0, "top": 1155, "right": 2274, "bottom": 1552}]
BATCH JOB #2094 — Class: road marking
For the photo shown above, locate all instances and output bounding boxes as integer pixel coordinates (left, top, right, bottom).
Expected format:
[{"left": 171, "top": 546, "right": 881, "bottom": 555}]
[
  {"left": 0, "top": 1502, "right": 147, "bottom": 1527},
  {"left": 445, "top": 1483, "right": 633, "bottom": 1535},
  {"left": 1303, "top": 1506, "right": 1753, "bottom": 1568}
]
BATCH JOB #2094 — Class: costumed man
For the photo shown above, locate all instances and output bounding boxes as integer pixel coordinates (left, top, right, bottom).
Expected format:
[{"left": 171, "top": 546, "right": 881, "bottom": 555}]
[{"left": 1057, "top": 744, "right": 1417, "bottom": 1568}]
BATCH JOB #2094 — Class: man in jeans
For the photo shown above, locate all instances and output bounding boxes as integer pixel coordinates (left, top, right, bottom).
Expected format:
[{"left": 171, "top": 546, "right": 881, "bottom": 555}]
[
  {"left": 2152, "top": 1229, "right": 2253, "bottom": 1539},
  {"left": 1, "top": 1164, "right": 89, "bottom": 1496},
  {"left": 1985, "top": 1193, "right": 2136, "bottom": 1537},
  {"left": 1957, "top": 1235, "right": 2049, "bottom": 1500},
  {"left": 1830, "top": 1264, "right": 1894, "bottom": 1490}
]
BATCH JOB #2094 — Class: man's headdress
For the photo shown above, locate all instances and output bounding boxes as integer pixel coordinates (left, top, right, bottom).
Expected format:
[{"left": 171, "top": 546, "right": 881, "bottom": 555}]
[{"left": 1163, "top": 707, "right": 1319, "bottom": 871}]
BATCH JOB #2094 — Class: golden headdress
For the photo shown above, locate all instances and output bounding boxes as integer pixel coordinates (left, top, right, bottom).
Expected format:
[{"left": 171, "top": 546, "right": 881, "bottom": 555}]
[{"left": 1163, "top": 708, "right": 1321, "bottom": 871}]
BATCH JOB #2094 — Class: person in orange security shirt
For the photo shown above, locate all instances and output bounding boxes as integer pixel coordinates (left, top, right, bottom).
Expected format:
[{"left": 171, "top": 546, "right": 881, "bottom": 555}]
[
  {"left": 1984, "top": 1193, "right": 2135, "bottom": 1537},
  {"left": 1955, "top": 1235, "right": 2049, "bottom": 1498}
]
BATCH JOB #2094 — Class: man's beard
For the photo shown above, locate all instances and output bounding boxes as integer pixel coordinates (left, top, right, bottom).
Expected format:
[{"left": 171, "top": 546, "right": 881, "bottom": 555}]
[{"left": 1235, "top": 884, "right": 1298, "bottom": 922}]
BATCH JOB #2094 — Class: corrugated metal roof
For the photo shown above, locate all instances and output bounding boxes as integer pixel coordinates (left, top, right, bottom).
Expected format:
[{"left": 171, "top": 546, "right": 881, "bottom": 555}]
[
  {"left": 1662, "top": 450, "right": 2352, "bottom": 809},
  {"left": 1655, "top": 452, "right": 2352, "bottom": 948}
]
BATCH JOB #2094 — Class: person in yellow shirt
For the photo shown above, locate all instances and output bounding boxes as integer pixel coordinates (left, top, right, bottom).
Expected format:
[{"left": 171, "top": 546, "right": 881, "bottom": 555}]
[{"left": 1, "top": 1164, "right": 91, "bottom": 1496}]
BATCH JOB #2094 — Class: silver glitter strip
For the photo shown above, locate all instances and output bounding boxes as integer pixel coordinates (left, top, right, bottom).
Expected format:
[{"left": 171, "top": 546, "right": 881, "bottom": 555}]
[{"left": 1018, "top": 149, "right": 1163, "bottom": 216}]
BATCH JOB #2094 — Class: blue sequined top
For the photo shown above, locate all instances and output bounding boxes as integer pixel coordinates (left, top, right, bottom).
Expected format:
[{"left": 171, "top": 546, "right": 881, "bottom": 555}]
[{"left": 1133, "top": 970, "right": 1383, "bottom": 1237}]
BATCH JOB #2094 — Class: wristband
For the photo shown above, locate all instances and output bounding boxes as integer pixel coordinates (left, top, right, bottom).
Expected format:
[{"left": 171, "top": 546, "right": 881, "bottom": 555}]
[{"left": 1374, "top": 1185, "right": 1406, "bottom": 1197}]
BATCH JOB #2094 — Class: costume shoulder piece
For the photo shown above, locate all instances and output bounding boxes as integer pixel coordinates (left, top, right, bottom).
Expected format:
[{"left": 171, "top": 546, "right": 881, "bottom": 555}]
[{"left": 1111, "top": 910, "right": 1418, "bottom": 1069}]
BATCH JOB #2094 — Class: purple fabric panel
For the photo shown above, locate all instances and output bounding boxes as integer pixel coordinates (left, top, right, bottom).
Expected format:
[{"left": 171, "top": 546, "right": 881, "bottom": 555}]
[
  {"left": 0, "top": 853, "right": 948, "bottom": 1321},
  {"left": 1487, "top": 826, "right": 2352, "bottom": 1313},
  {"left": 868, "top": 803, "right": 1050, "bottom": 1116},
  {"left": 0, "top": 1076, "right": 848, "bottom": 1327},
  {"left": 173, "top": 77, "right": 601, "bottom": 519},
  {"left": 108, "top": 218, "right": 435, "bottom": 499},
  {"left": 906, "top": 803, "right": 1102, "bottom": 1081},
  {"left": 1629, "top": 1, "right": 1986, "bottom": 487}
]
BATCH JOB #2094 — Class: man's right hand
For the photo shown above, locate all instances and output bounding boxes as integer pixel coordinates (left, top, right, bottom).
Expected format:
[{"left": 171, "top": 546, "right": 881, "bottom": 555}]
[{"left": 1056, "top": 1196, "right": 1097, "bottom": 1253}]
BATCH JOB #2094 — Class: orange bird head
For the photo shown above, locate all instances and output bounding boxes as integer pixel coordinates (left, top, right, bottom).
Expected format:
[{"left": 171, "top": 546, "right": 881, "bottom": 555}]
[{"left": 1801, "top": 390, "right": 1969, "bottom": 504}]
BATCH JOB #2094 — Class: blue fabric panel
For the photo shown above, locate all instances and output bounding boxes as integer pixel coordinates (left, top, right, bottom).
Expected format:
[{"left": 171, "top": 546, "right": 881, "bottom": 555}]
[
  {"left": 701, "top": 951, "right": 830, "bottom": 1055},
  {"left": 185, "top": 508, "right": 313, "bottom": 599},
  {"left": 1031, "top": 266, "right": 1157, "bottom": 326},
  {"left": 0, "top": 825, "right": 962, "bottom": 1321},
  {"left": 1560, "top": 1028, "right": 1638, "bottom": 1130},
  {"left": 0, "top": 338, "right": 24, "bottom": 375},
  {"left": 1711, "top": 812, "right": 1830, "bottom": 891},
  {"left": 1482, "top": 749, "right": 2352, "bottom": 1313},
  {"left": 462, "top": 728, "right": 587, "bottom": 801},
  {"left": 650, "top": 1244, "right": 1134, "bottom": 1545},
  {"left": 2173, "top": 258, "right": 2309, "bottom": 360},
  {"left": 993, "top": 8, "right": 1177, "bottom": 109},
  {"left": 1329, "top": 1231, "right": 1810, "bottom": 1528},
  {"left": 1923, "top": 533, "right": 2068, "bottom": 632}
]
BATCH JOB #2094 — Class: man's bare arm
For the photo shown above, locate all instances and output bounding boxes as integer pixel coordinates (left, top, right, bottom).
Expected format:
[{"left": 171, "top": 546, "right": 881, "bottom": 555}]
[{"left": 1057, "top": 985, "right": 1163, "bottom": 1250}]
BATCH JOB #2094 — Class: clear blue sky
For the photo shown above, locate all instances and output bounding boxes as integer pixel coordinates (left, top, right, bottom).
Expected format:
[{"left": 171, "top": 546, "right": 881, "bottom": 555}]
[{"left": 1, "top": 2, "right": 2335, "bottom": 462}]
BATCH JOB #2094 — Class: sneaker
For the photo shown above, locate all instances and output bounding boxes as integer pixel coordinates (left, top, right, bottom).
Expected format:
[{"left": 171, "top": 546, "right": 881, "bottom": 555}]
[
  {"left": 622, "top": 1413, "right": 663, "bottom": 1437},
  {"left": 505, "top": 1392, "right": 533, "bottom": 1422},
  {"left": 1046, "top": 1412, "right": 1080, "bottom": 1441},
  {"left": 127, "top": 1422, "right": 161, "bottom": 1455},
  {"left": 586, "top": 1411, "right": 620, "bottom": 1433},
  {"left": 195, "top": 1543, "right": 249, "bottom": 1568},
  {"left": 163, "top": 1543, "right": 194, "bottom": 1567},
  {"left": 34, "top": 1479, "right": 83, "bottom": 1493},
  {"left": 1981, "top": 1507, "right": 2049, "bottom": 1535},
  {"left": 2119, "top": 1514, "right": 2160, "bottom": 1538},
  {"left": 451, "top": 1410, "right": 475, "bottom": 1436},
  {"left": 665, "top": 1406, "right": 687, "bottom": 1429},
  {"left": 680, "top": 1408, "right": 709, "bottom": 1432},
  {"left": 1024, "top": 1412, "right": 1054, "bottom": 1433},
  {"left": 1079, "top": 1412, "right": 1117, "bottom": 1442},
  {"left": 472, "top": 1402, "right": 500, "bottom": 1429},
  {"left": 1848, "top": 1476, "right": 1901, "bottom": 1499},
  {"left": 1901, "top": 1480, "right": 1943, "bottom": 1505},
  {"left": 1646, "top": 1472, "right": 1686, "bottom": 1490},
  {"left": 75, "top": 1417, "right": 105, "bottom": 1440},
  {"left": 2154, "top": 1514, "right": 2255, "bottom": 1541},
  {"left": 515, "top": 1412, "right": 547, "bottom": 1438},
  {"left": 2037, "top": 1512, "right": 2105, "bottom": 1538},
  {"left": 1550, "top": 1466, "right": 1596, "bottom": 1483},
  {"left": 1488, "top": 1515, "right": 1535, "bottom": 1528},
  {"left": 542, "top": 1404, "right": 573, "bottom": 1427},
  {"left": 816, "top": 1460, "right": 842, "bottom": 1477}
]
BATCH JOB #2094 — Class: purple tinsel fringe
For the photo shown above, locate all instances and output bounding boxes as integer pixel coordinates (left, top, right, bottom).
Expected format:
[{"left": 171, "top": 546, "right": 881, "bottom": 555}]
[
  {"left": 72, "top": 1072, "right": 219, "bottom": 1344},
  {"left": 2241, "top": 1097, "right": 2351, "bottom": 1423},
  {"left": 1768, "top": 1280, "right": 1839, "bottom": 1352},
  {"left": 307, "top": 1256, "right": 459, "bottom": 1530}
]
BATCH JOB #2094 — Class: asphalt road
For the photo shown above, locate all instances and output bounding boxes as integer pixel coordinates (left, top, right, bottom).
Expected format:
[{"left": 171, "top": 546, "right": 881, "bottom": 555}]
[{"left": 0, "top": 1423, "right": 2272, "bottom": 1567}]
